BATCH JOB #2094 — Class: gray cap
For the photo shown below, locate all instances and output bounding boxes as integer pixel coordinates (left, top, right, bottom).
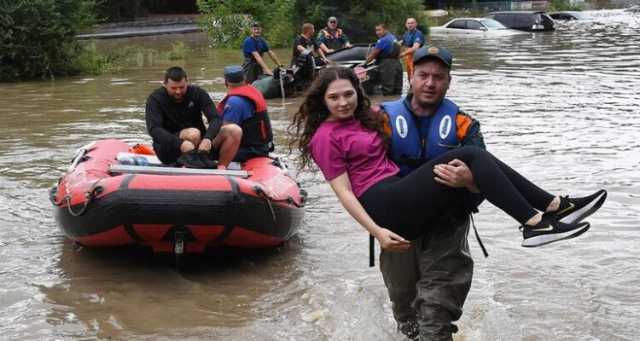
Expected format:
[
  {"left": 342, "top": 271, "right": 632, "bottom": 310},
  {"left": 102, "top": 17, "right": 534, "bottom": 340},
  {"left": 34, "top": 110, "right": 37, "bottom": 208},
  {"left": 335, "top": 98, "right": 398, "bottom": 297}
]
[
  {"left": 224, "top": 65, "right": 245, "bottom": 83},
  {"left": 413, "top": 46, "right": 453, "bottom": 69}
]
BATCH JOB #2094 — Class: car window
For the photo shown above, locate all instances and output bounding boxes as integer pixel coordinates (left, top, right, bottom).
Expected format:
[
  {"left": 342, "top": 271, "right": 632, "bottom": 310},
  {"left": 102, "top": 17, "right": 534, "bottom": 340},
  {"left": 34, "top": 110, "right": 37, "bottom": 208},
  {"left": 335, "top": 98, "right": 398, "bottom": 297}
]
[
  {"left": 447, "top": 20, "right": 466, "bottom": 29},
  {"left": 481, "top": 19, "right": 506, "bottom": 28},
  {"left": 467, "top": 20, "right": 484, "bottom": 30},
  {"left": 517, "top": 14, "right": 534, "bottom": 26},
  {"left": 541, "top": 13, "right": 554, "bottom": 25},
  {"left": 496, "top": 14, "right": 515, "bottom": 26}
]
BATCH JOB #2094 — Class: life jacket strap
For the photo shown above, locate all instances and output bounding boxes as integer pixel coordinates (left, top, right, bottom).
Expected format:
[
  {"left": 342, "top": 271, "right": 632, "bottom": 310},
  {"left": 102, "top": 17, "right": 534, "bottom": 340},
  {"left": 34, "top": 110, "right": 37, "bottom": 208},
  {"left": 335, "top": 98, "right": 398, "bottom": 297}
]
[{"left": 470, "top": 214, "right": 489, "bottom": 258}]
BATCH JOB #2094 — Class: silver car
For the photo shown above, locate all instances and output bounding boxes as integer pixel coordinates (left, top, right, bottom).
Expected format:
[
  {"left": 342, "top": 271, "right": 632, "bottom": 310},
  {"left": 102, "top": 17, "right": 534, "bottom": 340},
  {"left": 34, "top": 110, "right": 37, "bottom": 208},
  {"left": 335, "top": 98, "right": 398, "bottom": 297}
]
[{"left": 430, "top": 18, "right": 528, "bottom": 36}]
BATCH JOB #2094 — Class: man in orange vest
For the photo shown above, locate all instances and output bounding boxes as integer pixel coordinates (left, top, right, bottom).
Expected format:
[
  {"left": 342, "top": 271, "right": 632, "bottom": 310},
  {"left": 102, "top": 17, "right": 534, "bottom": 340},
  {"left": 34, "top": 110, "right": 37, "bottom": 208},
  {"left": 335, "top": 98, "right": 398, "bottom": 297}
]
[{"left": 317, "top": 16, "right": 352, "bottom": 54}]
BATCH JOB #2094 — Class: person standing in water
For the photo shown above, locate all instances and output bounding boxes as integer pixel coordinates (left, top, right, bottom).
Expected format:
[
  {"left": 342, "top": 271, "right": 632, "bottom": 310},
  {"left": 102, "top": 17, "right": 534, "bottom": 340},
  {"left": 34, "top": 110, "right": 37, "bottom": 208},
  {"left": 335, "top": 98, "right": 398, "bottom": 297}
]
[{"left": 241, "top": 23, "right": 283, "bottom": 84}]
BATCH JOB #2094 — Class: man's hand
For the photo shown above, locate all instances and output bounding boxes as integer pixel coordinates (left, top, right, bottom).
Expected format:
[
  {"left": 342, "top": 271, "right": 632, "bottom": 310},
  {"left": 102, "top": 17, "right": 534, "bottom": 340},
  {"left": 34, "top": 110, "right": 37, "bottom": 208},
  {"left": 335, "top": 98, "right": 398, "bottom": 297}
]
[
  {"left": 264, "top": 68, "right": 273, "bottom": 76},
  {"left": 374, "top": 227, "right": 411, "bottom": 252},
  {"left": 345, "top": 43, "right": 352, "bottom": 48},
  {"left": 198, "top": 138, "right": 212, "bottom": 153},
  {"left": 180, "top": 140, "right": 195, "bottom": 153},
  {"left": 433, "top": 159, "right": 477, "bottom": 192}
]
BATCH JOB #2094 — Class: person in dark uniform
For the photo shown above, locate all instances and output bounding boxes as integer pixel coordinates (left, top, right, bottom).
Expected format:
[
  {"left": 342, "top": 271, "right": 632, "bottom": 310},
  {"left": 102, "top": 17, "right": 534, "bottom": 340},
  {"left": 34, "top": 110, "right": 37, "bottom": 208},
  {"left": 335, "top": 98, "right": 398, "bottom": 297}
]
[
  {"left": 145, "top": 66, "right": 240, "bottom": 167},
  {"left": 215, "top": 65, "right": 274, "bottom": 166},
  {"left": 241, "top": 23, "right": 283, "bottom": 84},
  {"left": 398, "top": 17, "right": 425, "bottom": 82},
  {"left": 365, "top": 23, "right": 403, "bottom": 95},
  {"left": 317, "top": 16, "right": 352, "bottom": 54},
  {"left": 292, "top": 23, "right": 329, "bottom": 90}
]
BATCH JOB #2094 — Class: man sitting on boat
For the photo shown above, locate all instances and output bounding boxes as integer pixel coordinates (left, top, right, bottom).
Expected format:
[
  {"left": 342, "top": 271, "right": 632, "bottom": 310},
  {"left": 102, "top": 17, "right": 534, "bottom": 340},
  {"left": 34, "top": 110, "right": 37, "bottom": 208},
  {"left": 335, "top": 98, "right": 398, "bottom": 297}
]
[
  {"left": 317, "top": 16, "right": 352, "bottom": 54},
  {"left": 292, "top": 23, "right": 329, "bottom": 91},
  {"left": 145, "top": 66, "right": 239, "bottom": 168},
  {"left": 215, "top": 65, "right": 274, "bottom": 167}
]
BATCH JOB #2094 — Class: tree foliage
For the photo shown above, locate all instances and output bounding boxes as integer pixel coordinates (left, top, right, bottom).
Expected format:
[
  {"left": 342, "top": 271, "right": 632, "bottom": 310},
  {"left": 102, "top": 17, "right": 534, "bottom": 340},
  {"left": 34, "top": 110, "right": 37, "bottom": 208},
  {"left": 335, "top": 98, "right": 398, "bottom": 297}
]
[
  {"left": 197, "top": 0, "right": 426, "bottom": 48},
  {"left": 197, "top": 0, "right": 295, "bottom": 48},
  {"left": 0, "top": 0, "right": 96, "bottom": 81}
]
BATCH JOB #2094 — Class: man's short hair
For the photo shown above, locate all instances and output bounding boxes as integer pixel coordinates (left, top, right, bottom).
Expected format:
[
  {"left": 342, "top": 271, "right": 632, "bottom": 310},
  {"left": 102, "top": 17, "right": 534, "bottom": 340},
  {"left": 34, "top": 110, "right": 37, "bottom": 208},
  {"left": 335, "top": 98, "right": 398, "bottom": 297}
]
[
  {"left": 164, "top": 66, "right": 187, "bottom": 83},
  {"left": 375, "top": 23, "right": 386, "bottom": 29},
  {"left": 302, "top": 22, "right": 314, "bottom": 34}
]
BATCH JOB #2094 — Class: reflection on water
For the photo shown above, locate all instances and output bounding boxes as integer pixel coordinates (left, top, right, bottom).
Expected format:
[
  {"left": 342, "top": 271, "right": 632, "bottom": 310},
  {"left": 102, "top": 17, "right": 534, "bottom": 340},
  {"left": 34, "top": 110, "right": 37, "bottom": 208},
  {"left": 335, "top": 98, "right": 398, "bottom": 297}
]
[
  {"left": 40, "top": 241, "right": 303, "bottom": 339},
  {"left": 1, "top": 9, "right": 639, "bottom": 341}
]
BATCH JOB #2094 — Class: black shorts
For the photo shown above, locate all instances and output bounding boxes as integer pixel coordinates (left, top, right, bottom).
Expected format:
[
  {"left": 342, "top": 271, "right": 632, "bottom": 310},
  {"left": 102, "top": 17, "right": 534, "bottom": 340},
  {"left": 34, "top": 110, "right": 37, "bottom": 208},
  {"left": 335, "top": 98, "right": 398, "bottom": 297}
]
[{"left": 153, "top": 142, "right": 181, "bottom": 164}]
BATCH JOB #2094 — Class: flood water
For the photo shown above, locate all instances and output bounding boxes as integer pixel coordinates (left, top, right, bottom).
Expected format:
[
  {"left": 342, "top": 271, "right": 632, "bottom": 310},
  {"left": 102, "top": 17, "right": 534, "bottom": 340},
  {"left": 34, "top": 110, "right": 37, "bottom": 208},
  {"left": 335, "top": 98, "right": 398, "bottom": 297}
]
[{"left": 1, "top": 8, "right": 639, "bottom": 341}]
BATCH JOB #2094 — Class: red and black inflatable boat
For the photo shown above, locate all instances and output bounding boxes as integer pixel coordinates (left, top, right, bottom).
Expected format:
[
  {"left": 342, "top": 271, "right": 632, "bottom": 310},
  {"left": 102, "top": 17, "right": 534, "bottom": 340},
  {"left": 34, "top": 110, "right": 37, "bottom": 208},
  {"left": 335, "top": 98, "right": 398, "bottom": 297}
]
[{"left": 51, "top": 139, "right": 305, "bottom": 254}]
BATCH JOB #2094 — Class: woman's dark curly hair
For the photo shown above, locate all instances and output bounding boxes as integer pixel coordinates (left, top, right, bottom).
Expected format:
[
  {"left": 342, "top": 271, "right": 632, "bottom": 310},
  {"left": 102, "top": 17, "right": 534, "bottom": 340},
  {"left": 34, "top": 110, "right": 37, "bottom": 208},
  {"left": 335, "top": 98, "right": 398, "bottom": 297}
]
[{"left": 288, "top": 67, "right": 387, "bottom": 171}]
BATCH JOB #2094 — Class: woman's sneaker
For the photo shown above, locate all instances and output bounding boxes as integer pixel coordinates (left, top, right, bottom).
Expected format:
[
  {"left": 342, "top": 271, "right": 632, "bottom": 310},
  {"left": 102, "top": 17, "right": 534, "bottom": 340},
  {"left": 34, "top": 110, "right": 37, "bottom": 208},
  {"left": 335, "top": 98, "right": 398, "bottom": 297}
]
[
  {"left": 521, "top": 216, "right": 591, "bottom": 247},
  {"left": 547, "top": 189, "right": 607, "bottom": 224}
]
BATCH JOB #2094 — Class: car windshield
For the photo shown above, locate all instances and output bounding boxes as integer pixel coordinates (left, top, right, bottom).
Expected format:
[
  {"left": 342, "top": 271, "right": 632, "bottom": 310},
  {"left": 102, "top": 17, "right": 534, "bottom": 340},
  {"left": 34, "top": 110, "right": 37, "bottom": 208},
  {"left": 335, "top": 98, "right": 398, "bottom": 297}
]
[{"left": 480, "top": 18, "right": 507, "bottom": 29}]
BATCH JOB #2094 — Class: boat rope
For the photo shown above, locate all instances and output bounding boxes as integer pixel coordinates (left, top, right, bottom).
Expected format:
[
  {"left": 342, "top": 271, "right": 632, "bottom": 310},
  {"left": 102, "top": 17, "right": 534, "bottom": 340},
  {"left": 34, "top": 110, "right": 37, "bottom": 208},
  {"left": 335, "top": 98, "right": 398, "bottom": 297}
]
[
  {"left": 254, "top": 186, "right": 276, "bottom": 222},
  {"left": 64, "top": 180, "right": 104, "bottom": 217}
]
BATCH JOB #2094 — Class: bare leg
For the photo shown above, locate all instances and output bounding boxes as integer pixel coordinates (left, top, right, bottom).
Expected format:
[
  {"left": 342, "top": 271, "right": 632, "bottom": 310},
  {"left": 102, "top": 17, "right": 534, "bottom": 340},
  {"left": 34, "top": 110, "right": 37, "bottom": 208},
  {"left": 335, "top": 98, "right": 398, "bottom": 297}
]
[
  {"left": 212, "top": 124, "right": 242, "bottom": 167},
  {"left": 178, "top": 128, "right": 202, "bottom": 152}
]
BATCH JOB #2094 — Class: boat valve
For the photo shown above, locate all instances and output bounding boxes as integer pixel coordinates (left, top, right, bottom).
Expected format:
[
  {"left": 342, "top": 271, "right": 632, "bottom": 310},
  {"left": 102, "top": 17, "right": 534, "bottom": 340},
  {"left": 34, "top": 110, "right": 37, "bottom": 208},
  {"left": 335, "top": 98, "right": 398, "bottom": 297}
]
[{"left": 174, "top": 230, "right": 185, "bottom": 255}]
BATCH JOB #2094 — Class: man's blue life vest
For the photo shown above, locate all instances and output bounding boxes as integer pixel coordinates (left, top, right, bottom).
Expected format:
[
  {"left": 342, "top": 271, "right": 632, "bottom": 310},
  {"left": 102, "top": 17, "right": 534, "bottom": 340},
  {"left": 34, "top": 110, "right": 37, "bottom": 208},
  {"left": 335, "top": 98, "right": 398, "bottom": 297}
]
[{"left": 381, "top": 97, "right": 460, "bottom": 176}]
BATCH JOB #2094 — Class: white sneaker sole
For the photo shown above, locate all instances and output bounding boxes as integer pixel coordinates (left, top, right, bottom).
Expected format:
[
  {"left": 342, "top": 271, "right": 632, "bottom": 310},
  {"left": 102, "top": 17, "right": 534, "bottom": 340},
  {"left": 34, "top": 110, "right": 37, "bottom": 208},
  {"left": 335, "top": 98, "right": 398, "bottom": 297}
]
[
  {"left": 522, "top": 222, "right": 590, "bottom": 247},
  {"left": 560, "top": 191, "right": 607, "bottom": 224}
]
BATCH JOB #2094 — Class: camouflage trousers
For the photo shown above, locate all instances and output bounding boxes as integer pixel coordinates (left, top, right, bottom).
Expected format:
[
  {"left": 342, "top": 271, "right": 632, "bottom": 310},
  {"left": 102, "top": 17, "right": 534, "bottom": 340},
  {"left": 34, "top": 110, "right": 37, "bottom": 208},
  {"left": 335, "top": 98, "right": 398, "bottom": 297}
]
[{"left": 380, "top": 217, "right": 473, "bottom": 341}]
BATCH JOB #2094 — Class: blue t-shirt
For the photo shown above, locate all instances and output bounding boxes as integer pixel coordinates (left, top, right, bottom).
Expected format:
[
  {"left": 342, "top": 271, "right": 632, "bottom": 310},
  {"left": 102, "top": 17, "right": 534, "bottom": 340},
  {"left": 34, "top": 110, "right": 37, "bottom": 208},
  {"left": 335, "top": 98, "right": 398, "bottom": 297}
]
[
  {"left": 374, "top": 32, "right": 398, "bottom": 58},
  {"left": 402, "top": 29, "right": 424, "bottom": 48},
  {"left": 242, "top": 37, "right": 270, "bottom": 58},
  {"left": 221, "top": 96, "right": 255, "bottom": 124}
]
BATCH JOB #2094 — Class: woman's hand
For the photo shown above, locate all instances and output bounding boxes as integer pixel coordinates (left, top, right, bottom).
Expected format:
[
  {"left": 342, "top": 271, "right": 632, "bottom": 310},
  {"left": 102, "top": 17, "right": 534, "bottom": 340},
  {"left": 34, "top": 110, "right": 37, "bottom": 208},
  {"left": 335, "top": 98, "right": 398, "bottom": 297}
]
[{"left": 374, "top": 227, "right": 411, "bottom": 252}]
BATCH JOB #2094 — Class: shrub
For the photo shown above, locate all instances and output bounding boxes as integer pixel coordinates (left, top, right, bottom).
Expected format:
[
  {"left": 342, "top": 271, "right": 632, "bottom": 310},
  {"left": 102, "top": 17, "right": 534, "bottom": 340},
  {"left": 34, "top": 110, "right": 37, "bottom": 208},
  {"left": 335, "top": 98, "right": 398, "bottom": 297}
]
[
  {"left": 197, "top": 0, "right": 295, "bottom": 48},
  {"left": 0, "top": 0, "right": 96, "bottom": 81}
]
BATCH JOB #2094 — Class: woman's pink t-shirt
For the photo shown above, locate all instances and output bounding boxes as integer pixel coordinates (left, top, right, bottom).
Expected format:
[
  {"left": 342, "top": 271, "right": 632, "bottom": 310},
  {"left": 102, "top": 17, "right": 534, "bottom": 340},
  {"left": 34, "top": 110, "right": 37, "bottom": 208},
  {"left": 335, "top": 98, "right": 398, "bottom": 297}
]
[{"left": 309, "top": 117, "right": 399, "bottom": 198}]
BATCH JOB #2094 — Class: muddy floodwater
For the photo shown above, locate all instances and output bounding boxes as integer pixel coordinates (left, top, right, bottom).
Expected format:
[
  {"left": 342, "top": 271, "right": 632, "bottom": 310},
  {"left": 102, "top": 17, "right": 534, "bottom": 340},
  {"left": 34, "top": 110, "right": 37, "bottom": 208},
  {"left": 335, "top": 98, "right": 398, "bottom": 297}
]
[{"left": 0, "top": 9, "right": 639, "bottom": 341}]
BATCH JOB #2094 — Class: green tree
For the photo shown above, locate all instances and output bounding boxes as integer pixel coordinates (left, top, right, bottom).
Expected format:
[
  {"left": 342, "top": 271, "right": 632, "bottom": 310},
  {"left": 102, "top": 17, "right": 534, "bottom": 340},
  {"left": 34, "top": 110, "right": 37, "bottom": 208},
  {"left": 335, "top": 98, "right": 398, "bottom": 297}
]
[
  {"left": 197, "top": 0, "right": 295, "bottom": 48},
  {"left": 0, "top": 0, "right": 96, "bottom": 81},
  {"left": 197, "top": 0, "right": 426, "bottom": 48}
]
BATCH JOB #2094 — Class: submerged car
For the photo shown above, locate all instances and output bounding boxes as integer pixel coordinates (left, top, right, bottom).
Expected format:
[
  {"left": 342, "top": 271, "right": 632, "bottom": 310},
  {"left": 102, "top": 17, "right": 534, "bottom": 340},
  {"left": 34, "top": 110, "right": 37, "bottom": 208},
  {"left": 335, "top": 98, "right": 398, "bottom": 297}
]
[
  {"left": 486, "top": 11, "right": 555, "bottom": 31},
  {"left": 549, "top": 11, "right": 589, "bottom": 21},
  {"left": 430, "top": 18, "right": 528, "bottom": 36}
]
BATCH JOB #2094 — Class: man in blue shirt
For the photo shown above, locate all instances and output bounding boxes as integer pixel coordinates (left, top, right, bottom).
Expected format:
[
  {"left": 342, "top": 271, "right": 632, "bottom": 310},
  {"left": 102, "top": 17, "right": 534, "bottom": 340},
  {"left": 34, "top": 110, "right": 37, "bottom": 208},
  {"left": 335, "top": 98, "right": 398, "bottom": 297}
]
[
  {"left": 398, "top": 17, "right": 425, "bottom": 81},
  {"left": 241, "top": 23, "right": 283, "bottom": 84},
  {"left": 215, "top": 65, "right": 274, "bottom": 165},
  {"left": 364, "top": 23, "right": 403, "bottom": 95}
]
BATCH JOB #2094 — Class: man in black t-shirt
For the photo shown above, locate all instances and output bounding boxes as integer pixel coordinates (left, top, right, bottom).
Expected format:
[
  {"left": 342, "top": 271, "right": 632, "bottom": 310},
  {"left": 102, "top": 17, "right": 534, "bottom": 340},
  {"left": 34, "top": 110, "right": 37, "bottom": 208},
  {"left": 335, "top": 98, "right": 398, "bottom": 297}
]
[
  {"left": 145, "top": 66, "right": 242, "bottom": 166},
  {"left": 292, "top": 23, "right": 328, "bottom": 63},
  {"left": 292, "top": 23, "right": 328, "bottom": 90}
]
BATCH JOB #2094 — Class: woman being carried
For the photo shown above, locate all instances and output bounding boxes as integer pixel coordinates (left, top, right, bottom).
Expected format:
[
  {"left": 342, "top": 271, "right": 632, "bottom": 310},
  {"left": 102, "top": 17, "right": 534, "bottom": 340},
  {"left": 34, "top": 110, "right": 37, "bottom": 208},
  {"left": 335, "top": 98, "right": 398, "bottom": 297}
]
[{"left": 289, "top": 67, "right": 606, "bottom": 249}]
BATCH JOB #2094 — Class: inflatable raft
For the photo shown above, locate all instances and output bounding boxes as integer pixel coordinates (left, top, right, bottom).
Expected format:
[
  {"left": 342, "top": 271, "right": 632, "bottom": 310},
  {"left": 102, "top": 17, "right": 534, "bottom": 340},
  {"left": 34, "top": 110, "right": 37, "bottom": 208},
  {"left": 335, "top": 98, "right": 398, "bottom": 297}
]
[
  {"left": 50, "top": 139, "right": 305, "bottom": 255},
  {"left": 326, "top": 44, "right": 371, "bottom": 63},
  {"left": 254, "top": 45, "right": 372, "bottom": 99}
]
